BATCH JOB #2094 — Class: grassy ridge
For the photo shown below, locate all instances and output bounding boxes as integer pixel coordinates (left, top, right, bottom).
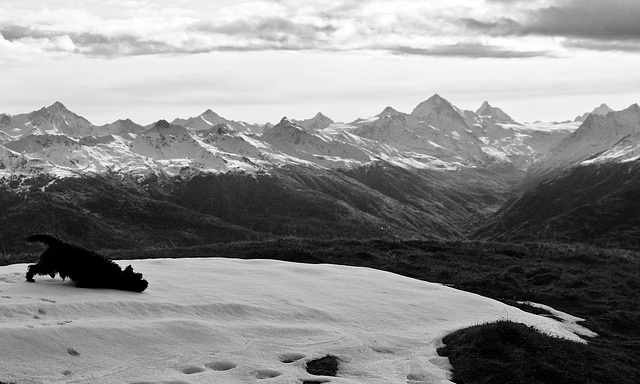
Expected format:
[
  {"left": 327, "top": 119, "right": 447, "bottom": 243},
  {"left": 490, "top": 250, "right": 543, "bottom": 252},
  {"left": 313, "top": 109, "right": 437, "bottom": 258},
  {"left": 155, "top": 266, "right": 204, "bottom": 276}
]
[{"left": 4, "top": 238, "right": 639, "bottom": 383}]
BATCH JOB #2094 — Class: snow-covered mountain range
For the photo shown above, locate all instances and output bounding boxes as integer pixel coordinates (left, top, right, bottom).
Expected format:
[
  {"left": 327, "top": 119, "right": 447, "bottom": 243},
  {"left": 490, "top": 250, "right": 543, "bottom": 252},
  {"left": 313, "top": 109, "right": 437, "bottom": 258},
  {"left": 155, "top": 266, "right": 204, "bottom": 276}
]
[
  {"left": 2, "top": 94, "right": 615, "bottom": 178},
  {"left": 1, "top": 95, "right": 638, "bottom": 250}
]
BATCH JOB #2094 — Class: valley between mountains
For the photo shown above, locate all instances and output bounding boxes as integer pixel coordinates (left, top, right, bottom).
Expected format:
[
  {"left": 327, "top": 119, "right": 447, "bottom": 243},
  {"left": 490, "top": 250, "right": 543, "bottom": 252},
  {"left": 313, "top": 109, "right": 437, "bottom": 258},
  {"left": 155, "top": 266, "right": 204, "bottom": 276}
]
[{"left": 1, "top": 94, "right": 639, "bottom": 253}]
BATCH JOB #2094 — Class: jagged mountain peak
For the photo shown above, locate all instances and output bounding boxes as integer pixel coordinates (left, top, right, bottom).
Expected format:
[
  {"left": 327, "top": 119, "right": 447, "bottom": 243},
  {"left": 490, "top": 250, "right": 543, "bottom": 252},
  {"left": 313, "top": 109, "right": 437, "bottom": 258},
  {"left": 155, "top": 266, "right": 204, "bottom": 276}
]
[
  {"left": 593, "top": 103, "right": 614, "bottom": 114},
  {"left": 376, "top": 106, "right": 404, "bottom": 117},
  {"left": 428, "top": 93, "right": 446, "bottom": 103},
  {"left": 409, "top": 94, "right": 472, "bottom": 135},
  {"left": 410, "top": 94, "right": 464, "bottom": 120},
  {"left": 574, "top": 103, "right": 615, "bottom": 122},
  {"left": 569, "top": 104, "right": 640, "bottom": 141},
  {"left": 626, "top": 103, "right": 640, "bottom": 113},
  {"left": 31, "top": 101, "right": 74, "bottom": 118},
  {"left": 202, "top": 109, "right": 223, "bottom": 118},
  {"left": 15, "top": 101, "right": 97, "bottom": 138},
  {"left": 275, "top": 116, "right": 300, "bottom": 128},
  {"left": 169, "top": 108, "right": 261, "bottom": 133},
  {"left": 49, "top": 101, "right": 68, "bottom": 110},
  {"left": 141, "top": 119, "right": 189, "bottom": 136},
  {"left": 476, "top": 101, "right": 518, "bottom": 124},
  {"left": 476, "top": 101, "right": 497, "bottom": 115},
  {"left": 584, "top": 103, "right": 640, "bottom": 125},
  {"left": 294, "top": 112, "right": 335, "bottom": 131},
  {"left": 261, "top": 117, "right": 309, "bottom": 146}
]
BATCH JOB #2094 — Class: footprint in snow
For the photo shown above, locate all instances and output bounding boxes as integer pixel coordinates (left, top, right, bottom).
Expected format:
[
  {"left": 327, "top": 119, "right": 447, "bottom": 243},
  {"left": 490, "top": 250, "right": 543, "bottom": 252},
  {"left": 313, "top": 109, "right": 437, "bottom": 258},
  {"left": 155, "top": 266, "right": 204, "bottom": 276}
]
[
  {"left": 132, "top": 381, "right": 191, "bottom": 384},
  {"left": 178, "top": 365, "right": 205, "bottom": 375},
  {"left": 278, "top": 352, "right": 307, "bottom": 363},
  {"left": 406, "top": 364, "right": 440, "bottom": 384},
  {"left": 205, "top": 360, "right": 237, "bottom": 371},
  {"left": 252, "top": 369, "right": 282, "bottom": 379}
]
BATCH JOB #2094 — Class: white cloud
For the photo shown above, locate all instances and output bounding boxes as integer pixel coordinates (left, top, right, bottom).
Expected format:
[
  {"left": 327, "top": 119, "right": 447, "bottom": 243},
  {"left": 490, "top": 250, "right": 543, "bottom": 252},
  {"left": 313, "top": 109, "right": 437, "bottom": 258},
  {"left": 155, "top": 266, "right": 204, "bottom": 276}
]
[{"left": 0, "top": 0, "right": 567, "bottom": 58}]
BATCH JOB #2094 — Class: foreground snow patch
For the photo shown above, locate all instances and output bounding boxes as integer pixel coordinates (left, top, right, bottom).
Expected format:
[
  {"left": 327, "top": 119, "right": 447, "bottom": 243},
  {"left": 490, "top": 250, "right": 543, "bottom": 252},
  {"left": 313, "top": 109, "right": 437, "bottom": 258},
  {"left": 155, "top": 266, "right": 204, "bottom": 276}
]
[{"left": 0, "top": 258, "right": 591, "bottom": 384}]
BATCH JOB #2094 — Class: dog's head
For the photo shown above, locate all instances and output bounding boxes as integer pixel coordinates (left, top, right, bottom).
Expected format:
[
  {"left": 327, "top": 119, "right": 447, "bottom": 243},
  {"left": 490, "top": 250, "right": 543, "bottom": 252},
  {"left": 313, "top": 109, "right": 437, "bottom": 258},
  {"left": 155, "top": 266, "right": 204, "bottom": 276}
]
[{"left": 120, "top": 265, "right": 149, "bottom": 292}]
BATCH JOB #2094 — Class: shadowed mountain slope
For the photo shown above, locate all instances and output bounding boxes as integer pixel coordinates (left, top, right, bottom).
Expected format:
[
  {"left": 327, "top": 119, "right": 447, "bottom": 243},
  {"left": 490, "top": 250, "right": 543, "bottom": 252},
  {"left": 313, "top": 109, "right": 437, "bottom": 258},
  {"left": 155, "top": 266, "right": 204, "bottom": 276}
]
[{"left": 475, "top": 161, "right": 640, "bottom": 250}]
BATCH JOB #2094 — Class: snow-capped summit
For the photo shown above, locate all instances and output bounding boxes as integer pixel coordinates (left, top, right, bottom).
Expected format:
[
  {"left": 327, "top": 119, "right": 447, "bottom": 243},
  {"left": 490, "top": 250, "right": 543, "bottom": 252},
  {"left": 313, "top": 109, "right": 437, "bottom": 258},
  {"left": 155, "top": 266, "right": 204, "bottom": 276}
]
[
  {"left": 263, "top": 117, "right": 306, "bottom": 139},
  {"left": 574, "top": 103, "right": 614, "bottom": 122},
  {"left": 294, "top": 112, "right": 335, "bottom": 131},
  {"left": 131, "top": 119, "right": 228, "bottom": 173},
  {"left": 31, "top": 102, "right": 95, "bottom": 137},
  {"left": 350, "top": 96, "right": 489, "bottom": 165},
  {"left": 376, "top": 106, "right": 404, "bottom": 118},
  {"left": 410, "top": 94, "right": 471, "bottom": 136},
  {"left": 172, "top": 109, "right": 228, "bottom": 131},
  {"left": 411, "top": 94, "right": 464, "bottom": 120},
  {"left": 172, "top": 109, "right": 263, "bottom": 133},
  {"left": 476, "top": 101, "right": 519, "bottom": 125},
  {"left": 531, "top": 103, "right": 640, "bottom": 178},
  {"left": 96, "top": 118, "right": 145, "bottom": 137},
  {"left": 262, "top": 116, "right": 370, "bottom": 167},
  {"left": 0, "top": 102, "right": 96, "bottom": 138}
]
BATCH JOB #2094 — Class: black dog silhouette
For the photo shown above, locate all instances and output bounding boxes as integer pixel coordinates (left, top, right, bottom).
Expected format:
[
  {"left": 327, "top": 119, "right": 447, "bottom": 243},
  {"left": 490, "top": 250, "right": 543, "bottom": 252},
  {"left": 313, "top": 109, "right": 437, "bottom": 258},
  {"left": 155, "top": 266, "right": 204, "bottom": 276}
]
[{"left": 25, "top": 234, "right": 148, "bottom": 292}]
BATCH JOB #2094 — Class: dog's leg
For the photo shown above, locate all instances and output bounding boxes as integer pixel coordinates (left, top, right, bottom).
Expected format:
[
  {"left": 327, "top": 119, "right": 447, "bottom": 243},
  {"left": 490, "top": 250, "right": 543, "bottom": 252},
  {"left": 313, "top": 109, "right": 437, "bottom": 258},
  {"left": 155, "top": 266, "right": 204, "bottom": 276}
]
[{"left": 26, "top": 263, "right": 56, "bottom": 282}]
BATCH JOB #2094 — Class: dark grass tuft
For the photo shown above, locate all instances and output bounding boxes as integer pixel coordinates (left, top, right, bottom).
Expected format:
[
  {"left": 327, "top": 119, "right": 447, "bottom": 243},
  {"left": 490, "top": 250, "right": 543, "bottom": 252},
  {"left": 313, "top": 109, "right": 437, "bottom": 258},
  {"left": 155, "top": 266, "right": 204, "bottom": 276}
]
[
  {"left": 306, "top": 355, "right": 339, "bottom": 377},
  {"left": 438, "top": 320, "right": 637, "bottom": 384}
]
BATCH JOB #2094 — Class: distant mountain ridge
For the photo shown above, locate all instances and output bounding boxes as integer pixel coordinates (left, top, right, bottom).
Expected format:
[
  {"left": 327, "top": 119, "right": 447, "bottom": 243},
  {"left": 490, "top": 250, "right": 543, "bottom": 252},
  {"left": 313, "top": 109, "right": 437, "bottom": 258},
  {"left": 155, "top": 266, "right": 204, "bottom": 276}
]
[
  {"left": 574, "top": 103, "right": 614, "bottom": 122},
  {"left": 3, "top": 97, "right": 638, "bottom": 179},
  {"left": 1, "top": 96, "right": 638, "bottom": 250},
  {"left": 524, "top": 103, "right": 640, "bottom": 187}
]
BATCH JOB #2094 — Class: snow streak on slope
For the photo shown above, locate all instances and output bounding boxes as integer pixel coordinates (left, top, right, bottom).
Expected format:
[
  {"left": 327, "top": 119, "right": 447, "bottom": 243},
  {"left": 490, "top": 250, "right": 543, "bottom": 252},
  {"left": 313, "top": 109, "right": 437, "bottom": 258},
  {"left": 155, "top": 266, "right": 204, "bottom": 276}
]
[{"left": 0, "top": 258, "right": 593, "bottom": 384}]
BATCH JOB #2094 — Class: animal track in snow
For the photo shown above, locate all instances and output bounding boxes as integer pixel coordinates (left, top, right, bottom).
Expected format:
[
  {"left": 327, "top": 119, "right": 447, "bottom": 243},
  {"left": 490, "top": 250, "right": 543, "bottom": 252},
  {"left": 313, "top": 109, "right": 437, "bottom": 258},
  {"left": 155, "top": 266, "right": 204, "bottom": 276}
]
[
  {"left": 371, "top": 345, "right": 395, "bottom": 354},
  {"left": 252, "top": 369, "right": 282, "bottom": 379},
  {"left": 406, "top": 363, "right": 439, "bottom": 383},
  {"left": 132, "top": 381, "right": 191, "bottom": 384},
  {"left": 34, "top": 308, "right": 46, "bottom": 319},
  {"left": 205, "top": 360, "right": 237, "bottom": 371},
  {"left": 278, "top": 352, "right": 307, "bottom": 363},
  {"left": 38, "top": 297, "right": 57, "bottom": 303},
  {"left": 178, "top": 365, "right": 205, "bottom": 374}
]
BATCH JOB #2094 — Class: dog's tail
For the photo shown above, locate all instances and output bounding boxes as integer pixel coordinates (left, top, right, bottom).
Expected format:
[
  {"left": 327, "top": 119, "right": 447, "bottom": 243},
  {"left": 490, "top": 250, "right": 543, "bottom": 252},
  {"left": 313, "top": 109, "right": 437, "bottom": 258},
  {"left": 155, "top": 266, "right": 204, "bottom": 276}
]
[{"left": 25, "top": 234, "right": 64, "bottom": 247}]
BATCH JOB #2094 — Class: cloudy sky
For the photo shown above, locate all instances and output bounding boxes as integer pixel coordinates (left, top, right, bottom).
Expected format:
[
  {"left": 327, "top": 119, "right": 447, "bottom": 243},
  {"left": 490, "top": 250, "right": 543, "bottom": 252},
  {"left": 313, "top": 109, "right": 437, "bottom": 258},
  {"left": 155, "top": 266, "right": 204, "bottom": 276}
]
[{"left": 1, "top": 0, "right": 639, "bottom": 125}]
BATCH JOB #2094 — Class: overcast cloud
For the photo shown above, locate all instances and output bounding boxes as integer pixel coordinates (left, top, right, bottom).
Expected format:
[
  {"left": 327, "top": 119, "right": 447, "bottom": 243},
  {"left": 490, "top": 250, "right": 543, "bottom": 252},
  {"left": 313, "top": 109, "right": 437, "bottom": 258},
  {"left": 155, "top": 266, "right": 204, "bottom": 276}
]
[
  {"left": 1, "top": 0, "right": 639, "bottom": 125},
  {"left": 5, "top": 0, "right": 638, "bottom": 59},
  {"left": 465, "top": 0, "right": 640, "bottom": 52}
]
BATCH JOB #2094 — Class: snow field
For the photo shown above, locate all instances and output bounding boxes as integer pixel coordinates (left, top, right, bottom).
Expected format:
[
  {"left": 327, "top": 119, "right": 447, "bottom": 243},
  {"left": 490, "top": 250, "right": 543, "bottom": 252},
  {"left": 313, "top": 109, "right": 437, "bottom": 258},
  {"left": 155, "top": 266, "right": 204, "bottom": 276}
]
[{"left": 0, "top": 258, "right": 593, "bottom": 384}]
